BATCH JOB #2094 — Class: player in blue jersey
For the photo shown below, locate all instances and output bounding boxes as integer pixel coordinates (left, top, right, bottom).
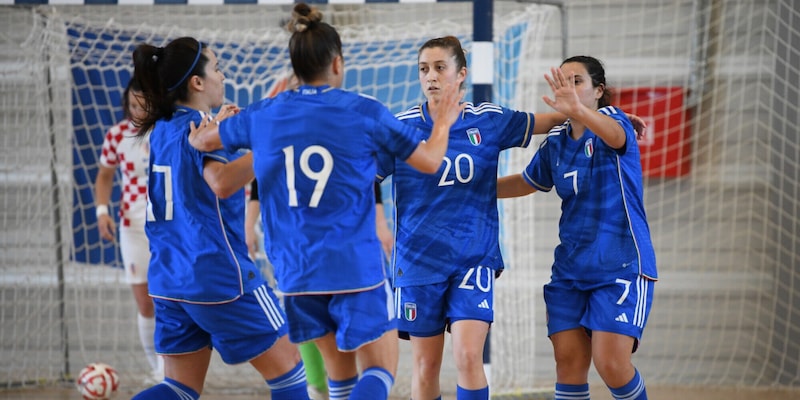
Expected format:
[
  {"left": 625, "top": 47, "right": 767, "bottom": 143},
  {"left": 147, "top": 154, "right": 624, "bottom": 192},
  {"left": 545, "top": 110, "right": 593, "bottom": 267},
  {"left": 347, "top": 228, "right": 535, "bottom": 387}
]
[
  {"left": 127, "top": 36, "right": 309, "bottom": 400},
  {"left": 246, "top": 179, "right": 395, "bottom": 400},
  {"left": 497, "top": 56, "right": 657, "bottom": 400},
  {"left": 187, "top": 4, "right": 465, "bottom": 400},
  {"left": 374, "top": 35, "right": 588, "bottom": 400}
]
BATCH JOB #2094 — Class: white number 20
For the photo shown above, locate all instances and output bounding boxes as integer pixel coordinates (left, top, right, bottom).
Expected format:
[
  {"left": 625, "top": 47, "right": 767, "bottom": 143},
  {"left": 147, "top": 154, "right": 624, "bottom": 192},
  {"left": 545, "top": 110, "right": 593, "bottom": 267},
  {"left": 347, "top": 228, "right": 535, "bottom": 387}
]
[{"left": 282, "top": 145, "right": 333, "bottom": 208}]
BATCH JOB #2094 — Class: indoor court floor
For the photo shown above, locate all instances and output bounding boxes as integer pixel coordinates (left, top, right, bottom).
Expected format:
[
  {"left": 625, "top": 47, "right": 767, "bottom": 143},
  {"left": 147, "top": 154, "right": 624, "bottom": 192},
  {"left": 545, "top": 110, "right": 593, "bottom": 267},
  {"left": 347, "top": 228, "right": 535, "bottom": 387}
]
[{"left": 2, "top": 384, "right": 799, "bottom": 399}]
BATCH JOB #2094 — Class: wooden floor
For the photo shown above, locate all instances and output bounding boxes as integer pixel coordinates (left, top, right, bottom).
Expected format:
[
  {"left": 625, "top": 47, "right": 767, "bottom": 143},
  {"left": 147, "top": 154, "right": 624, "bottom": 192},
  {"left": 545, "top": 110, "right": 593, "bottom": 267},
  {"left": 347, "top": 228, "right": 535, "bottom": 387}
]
[{"left": 2, "top": 385, "right": 799, "bottom": 400}]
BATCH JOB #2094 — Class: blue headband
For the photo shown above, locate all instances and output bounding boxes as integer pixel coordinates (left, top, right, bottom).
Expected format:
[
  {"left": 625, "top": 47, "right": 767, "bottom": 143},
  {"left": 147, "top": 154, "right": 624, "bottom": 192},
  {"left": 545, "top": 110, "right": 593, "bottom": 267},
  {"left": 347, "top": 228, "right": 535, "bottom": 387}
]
[{"left": 167, "top": 40, "right": 203, "bottom": 92}]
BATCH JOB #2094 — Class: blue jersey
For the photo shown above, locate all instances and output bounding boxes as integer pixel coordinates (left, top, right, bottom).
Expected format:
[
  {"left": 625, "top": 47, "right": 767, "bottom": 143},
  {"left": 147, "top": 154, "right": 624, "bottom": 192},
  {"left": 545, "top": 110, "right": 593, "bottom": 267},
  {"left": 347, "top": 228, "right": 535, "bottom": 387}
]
[
  {"left": 377, "top": 102, "right": 535, "bottom": 287},
  {"left": 219, "top": 85, "right": 425, "bottom": 295},
  {"left": 522, "top": 106, "right": 657, "bottom": 281},
  {"left": 146, "top": 107, "right": 264, "bottom": 303}
]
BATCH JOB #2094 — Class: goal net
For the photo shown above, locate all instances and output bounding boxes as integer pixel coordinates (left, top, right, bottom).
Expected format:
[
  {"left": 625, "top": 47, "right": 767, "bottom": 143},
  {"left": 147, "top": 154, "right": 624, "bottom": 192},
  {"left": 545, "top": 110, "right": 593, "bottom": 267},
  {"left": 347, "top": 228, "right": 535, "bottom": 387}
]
[
  {"left": 0, "top": 2, "right": 556, "bottom": 398},
  {"left": 2, "top": 0, "right": 799, "bottom": 398}
]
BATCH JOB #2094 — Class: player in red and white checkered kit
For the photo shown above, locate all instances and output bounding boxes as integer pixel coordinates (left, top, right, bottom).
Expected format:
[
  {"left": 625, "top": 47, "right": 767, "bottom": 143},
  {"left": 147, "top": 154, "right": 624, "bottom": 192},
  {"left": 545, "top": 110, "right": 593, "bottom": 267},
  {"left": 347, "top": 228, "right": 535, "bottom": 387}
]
[{"left": 94, "top": 79, "right": 163, "bottom": 383}]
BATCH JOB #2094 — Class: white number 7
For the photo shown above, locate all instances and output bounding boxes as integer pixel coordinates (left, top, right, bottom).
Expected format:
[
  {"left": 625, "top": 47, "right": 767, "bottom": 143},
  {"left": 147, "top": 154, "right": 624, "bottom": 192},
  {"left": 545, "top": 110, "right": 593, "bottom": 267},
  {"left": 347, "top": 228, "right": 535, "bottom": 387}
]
[
  {"left": 615, "top": 278, "right": 631, "bottom": 305},
  {"left": 564, "top": 170, "right": 578, "bottom": 194}
]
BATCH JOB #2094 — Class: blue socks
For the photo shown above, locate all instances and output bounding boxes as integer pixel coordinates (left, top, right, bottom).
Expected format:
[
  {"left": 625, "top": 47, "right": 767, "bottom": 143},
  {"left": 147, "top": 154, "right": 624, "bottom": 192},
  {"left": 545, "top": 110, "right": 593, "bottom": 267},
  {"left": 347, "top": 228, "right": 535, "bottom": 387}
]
[
  {"left": 456, "top": 385, "right": 489, "bottom": 399},
  {"left": 554, "top": 382, "right": 590, "bottom": 400},
  {"left": 553, "top": 369, "right": 647, "bottom": 400},
  {"left": 266, "top": 361, "right": 309, "bottom": 400},
  {"left": 328, "top": 375, "right": 358, "bottom": 400},
  {"left": 609, "top": 369, "right": 647, "bottom": 400},
  {"left": 131, "top": 377, "right": 199, "bottom": 400},
  {"left": 350, "top": 367, "right": 394, "bottom": 400}
]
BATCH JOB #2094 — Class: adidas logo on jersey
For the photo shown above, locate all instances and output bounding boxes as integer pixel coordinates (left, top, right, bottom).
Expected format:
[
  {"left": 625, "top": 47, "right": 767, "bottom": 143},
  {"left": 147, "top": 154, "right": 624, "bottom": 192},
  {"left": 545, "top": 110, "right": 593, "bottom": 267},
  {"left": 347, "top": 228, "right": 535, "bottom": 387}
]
[
  {"left": 615, "top": 313, "right": 629, "bottom": 323},
  {"left": 478, "top": 299, "right": 490, "bottom": 309}
]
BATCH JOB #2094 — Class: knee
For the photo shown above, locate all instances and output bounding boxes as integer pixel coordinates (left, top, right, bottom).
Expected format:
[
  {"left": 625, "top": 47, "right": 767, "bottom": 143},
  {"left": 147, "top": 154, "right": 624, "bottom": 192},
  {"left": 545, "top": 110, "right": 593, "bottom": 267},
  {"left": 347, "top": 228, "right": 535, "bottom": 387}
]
[
  {"left": 415, "top": 356, "right": 442, "bottom": 381},
  {"left": 554, "top": 349, "right": 592, "bottom": 376},
  {"left": 592, "top": 356, "right": 633, "bottom": 381},
  {"left": 452, "top": 346, "right": 483, "bottom": 373}
]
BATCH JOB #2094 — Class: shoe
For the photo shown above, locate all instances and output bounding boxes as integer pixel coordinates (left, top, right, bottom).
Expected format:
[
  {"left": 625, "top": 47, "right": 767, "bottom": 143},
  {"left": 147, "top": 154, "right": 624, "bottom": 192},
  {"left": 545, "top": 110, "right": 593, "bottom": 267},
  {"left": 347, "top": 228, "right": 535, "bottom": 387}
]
[{"left": 307, "top": 386, "right": 328, "bottom": 400}]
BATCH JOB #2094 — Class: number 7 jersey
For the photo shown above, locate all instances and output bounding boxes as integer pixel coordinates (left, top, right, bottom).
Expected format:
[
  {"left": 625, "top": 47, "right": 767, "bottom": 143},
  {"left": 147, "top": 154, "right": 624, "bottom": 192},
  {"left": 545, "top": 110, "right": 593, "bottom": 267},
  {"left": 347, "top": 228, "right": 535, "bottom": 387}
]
[{"left": 377, "top": 102, "right": 535, "bottom": 287}]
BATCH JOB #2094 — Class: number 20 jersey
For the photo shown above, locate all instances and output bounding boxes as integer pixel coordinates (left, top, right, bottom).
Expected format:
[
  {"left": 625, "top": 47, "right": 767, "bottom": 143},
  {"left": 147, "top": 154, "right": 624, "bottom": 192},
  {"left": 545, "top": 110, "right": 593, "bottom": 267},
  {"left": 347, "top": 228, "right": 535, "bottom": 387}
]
[{"left": 377, "top": 102, "right": 535, "bottom": 287}]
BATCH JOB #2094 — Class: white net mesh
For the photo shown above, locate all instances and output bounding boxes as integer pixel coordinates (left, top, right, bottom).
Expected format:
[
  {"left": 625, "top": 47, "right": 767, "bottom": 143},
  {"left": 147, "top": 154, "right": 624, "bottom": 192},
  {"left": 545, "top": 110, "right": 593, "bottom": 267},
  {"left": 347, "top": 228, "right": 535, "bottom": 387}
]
[
  {"left": 0, "top": 2, "right": 555, "bottom": 398},
  {"left": 2, "top": 0, "right": 799, "bottom": 398}
]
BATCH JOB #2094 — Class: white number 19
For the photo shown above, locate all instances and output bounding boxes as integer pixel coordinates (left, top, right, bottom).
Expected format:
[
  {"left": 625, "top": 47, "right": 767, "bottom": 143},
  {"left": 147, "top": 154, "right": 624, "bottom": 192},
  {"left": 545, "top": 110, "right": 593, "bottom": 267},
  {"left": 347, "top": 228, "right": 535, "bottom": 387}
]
[{"left": 282, "top": 145, "right": 333, "bottom": 208}]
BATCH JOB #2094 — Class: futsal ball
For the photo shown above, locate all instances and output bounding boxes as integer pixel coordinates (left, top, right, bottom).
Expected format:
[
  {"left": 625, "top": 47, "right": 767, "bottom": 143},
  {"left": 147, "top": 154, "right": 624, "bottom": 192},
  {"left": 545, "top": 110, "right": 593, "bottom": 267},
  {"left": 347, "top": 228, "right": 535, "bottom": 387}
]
[{"left": 76, "top": 362, "right": 120, "bottom": 400}]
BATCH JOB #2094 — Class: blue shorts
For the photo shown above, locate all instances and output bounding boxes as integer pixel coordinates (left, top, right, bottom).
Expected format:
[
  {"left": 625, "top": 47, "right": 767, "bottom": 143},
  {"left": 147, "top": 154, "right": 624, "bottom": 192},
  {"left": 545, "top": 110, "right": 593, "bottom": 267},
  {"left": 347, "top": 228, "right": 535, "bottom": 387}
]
[
  {"left": 153, "top": 283, "right": 288, "bottom": 364},
  {"left": 395, "top": 265, "right": 495, "bottom": 338},
  {"left": 544, "top": 274, "right": 654, "bottom": 344},
  {"left": 283, "top": 280, "right": 397, "bottom": 352}
]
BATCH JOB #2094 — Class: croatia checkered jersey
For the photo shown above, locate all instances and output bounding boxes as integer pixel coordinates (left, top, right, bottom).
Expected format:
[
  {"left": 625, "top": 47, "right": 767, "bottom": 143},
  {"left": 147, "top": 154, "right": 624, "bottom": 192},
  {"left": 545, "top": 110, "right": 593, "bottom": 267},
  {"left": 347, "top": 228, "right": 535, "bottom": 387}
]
[
  {"left": 376, "top": 101, "right": 535, "bottom": 287},
  {"left": 219, "top": 85, "right": 424, "bottom": 295},
  {"left": 522, "top": 106, "right": 657, "bottom": 281},
  {"left": 99, "top": 119, "right": 149, "bottom": 229},
  {"left": 145, "top": 107, "right": 264, "bottom": 304}
]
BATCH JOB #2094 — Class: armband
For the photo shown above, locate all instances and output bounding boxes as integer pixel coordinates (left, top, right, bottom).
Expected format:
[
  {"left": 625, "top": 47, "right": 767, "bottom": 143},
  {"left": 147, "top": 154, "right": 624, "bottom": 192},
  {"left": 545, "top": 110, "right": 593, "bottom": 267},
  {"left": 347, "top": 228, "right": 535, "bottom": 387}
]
[{"left": 95, "top": 204, "right": 109, "bottom": 218}]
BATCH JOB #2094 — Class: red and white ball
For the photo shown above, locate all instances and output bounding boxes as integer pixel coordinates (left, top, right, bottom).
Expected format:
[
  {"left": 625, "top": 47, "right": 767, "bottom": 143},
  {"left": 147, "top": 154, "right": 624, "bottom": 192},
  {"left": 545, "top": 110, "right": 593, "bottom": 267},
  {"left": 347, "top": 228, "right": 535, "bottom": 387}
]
[{"left": 76, "top": 362, "right": 120, "bottom": 400}]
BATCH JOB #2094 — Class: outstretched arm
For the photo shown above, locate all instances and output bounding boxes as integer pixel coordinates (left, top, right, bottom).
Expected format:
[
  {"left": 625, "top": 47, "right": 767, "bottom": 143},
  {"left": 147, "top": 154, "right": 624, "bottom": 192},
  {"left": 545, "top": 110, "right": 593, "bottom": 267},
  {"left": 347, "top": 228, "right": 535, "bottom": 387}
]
[
  {"left": 542, "top": 67, "right": 626, "bottom": 149},
  {"left": 202, "top": 152, "right": 255, "bottom": 199},
  {"left": 497, "top": 173, "right": 538, "bottom": 199},
  {"left": 405, "top": 82, "right": 465, "bottom": 173}
]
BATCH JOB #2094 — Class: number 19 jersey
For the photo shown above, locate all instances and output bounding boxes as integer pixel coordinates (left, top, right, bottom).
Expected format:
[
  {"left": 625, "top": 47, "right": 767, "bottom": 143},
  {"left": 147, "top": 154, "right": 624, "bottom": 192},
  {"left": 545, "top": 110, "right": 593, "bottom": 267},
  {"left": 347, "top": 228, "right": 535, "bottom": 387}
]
[{"left": 220, "top": 85, "right": 428, "bottom": 295}]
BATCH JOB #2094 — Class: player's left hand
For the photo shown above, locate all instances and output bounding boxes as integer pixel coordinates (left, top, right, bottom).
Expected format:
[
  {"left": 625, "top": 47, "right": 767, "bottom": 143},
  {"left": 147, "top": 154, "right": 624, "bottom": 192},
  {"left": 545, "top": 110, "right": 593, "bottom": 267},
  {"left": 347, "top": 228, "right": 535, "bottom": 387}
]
[
  {"left": 215, "top": 104, "right": 240, "bottom": 123},
  {"left": 627, "top": 113, "right": 648, "bottom": 141},
  {"left": 542, "top": 67, "right": 583, "bottom": 117}
]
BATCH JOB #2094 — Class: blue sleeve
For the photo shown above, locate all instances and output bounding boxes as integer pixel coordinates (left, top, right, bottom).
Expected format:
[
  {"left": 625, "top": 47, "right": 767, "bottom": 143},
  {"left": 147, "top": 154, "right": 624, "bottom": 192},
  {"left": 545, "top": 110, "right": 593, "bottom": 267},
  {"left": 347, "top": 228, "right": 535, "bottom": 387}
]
[
  {"left": 599, "top": 106, "right": 635, "bottom": 155},
  {"left": 375, "top": 149, "right": 395, "bottom": 182},
  {"left": 522, "top": 137, "right": 554, "bottom": 192},
  {"left": 218, "top": 99, "right": 268, "bottom": 151},
  {"left": 497, "top": 106, "right": 535, "bottom": 150},
  {"left": 365, "top": 98, "right": 421, "bottom": 162}
]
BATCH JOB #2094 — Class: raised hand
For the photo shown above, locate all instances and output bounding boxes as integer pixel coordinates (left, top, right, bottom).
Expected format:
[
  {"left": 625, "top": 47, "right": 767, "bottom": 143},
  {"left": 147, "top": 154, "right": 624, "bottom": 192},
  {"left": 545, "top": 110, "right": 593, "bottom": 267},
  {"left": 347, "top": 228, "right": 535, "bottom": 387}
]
[
  {"left": 436, "top": 80, "right": 466, "bottom": 128},
  {"left": 542, "top": 67, "right": 583, "bottom": 118}
]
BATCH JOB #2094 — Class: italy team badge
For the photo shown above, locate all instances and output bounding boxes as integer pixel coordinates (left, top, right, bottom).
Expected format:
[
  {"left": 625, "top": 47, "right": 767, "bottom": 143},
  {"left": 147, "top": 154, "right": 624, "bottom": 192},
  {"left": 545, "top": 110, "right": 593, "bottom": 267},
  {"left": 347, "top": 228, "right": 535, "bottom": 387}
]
[
  {"left": 404, "top": 302, "right": 417, "bottom": 321},
  {"left": 467, "top": 128, "right": 482, "bottom": 146}
]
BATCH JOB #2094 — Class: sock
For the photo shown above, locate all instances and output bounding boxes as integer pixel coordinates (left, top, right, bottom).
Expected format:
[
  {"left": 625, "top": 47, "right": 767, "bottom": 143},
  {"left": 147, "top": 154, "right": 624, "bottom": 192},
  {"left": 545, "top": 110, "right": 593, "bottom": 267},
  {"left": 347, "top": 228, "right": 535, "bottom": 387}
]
[
  {"left": 609, "top": 369, "right": 647, "bottom": 400},
  {"left": 328, "top": 375, "right": 358, "bottom": 400},
  {"left": 456, "top": 385, "right": 489, "bottom": 400},
  {"left": 132, "top": 377, "right": 199, "bottom": 400},
  {"left": 137, "top": 313, "right": 159, "bottom": 373},
  {"left": 299, "top": 342, "right": 327, "bottom": 392},
  {"left": 266, "top": 361, "right": 309, "bottom": 400},
  {"left": 554, "top": 382, "right": 590, "bottom": 400},
  {"left": 350, "top": 367, "right": 394, "bottom": 400}
]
